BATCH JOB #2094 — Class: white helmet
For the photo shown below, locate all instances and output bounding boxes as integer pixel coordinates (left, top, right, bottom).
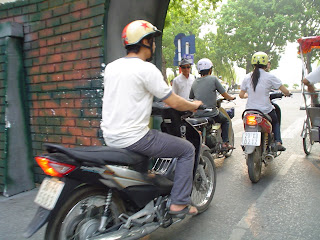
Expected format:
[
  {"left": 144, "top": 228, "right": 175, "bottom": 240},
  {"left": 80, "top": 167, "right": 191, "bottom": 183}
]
[
  {"left": 122, "top": 20, "right": 161, "bottom": 47},
  {"left": 197, "top": 58, "right": 213, "bottom": 72}
]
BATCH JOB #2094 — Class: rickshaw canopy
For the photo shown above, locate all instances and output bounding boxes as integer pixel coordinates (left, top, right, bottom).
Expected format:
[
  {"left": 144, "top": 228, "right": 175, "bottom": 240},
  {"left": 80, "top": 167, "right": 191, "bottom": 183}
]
[{"left": 298, "top": 36, "right": 320, "bottom": 54}]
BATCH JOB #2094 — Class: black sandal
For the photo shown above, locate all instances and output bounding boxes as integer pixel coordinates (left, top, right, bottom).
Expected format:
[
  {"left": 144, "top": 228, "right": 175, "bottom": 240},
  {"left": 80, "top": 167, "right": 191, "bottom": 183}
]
[
  {"left": 169, "top": 205, "right": 198, "bottom": 218},
  {"left": 277, "top": 145, "right": 286, "bottom": 151}
]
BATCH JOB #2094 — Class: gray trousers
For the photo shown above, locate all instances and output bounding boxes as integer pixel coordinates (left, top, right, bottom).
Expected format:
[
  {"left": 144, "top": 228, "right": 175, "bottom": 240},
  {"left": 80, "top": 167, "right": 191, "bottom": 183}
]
[{"left": 125, "top": 129, "right": 195, "bottom": 205}]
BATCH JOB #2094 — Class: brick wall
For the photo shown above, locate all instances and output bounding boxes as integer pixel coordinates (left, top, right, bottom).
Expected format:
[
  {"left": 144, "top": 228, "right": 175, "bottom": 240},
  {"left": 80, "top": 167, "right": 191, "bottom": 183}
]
[{"left": 0, "top": 0, "right": 107, "bottom": 183}]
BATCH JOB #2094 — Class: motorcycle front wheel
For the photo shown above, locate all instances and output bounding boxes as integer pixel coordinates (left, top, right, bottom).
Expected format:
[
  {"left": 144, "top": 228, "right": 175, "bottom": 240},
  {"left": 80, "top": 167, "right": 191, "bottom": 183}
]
[
  {"left": 303, "top": 118, "right": 314, "bottom": 155},
  {"left": 247, "top": 146, "right": 262, "bottom": 183},
  {"left": 45, "top": 186, "right": 125, "bottom": 240},
  {"left": 191, "top": 150, "right": 216, "bottom": 213}
]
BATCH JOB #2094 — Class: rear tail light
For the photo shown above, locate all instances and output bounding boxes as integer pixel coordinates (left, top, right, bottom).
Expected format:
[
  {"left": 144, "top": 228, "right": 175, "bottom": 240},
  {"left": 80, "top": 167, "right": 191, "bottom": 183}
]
[
  {"left": 246, "top": 115, "right": 257, "bottom": 126},
  {"left": 245, "top": 114, "right": 263, "bottom": 126},
  {"left": 35, "top": 156, "right": 76, "bottom": 177}
]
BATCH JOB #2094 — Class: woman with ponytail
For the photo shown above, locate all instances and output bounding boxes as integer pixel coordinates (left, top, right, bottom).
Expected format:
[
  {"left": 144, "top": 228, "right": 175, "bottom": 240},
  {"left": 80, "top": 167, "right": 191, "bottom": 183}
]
[{"left": 239, "top": 52, "right": 290, "bottom": 151}]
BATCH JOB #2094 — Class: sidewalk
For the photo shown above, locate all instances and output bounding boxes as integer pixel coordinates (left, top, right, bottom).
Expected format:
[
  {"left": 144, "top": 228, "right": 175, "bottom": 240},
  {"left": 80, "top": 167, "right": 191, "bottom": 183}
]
[{"left": 0, "top": 188, "right": 45, "bottom": 240}]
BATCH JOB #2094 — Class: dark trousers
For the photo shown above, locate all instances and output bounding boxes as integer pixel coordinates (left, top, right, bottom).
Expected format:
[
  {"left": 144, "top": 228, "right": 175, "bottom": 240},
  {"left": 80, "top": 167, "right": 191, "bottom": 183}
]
[
  {"left": 125, "top": 129, "right": 195, "bottom": 205},
  {"left": 268, "top": 109, "right": 282, "bottom": 144},
  {"left": 212, "top": 112, "right": 230, "bottom": 143}
]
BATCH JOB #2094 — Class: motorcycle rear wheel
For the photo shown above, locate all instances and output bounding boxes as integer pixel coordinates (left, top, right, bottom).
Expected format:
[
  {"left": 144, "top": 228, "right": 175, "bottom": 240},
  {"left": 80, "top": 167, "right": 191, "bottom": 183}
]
[
  {"left": 45, "top": 186, "right": 125, "bottom": 240},
  {"left": 247, "top": 146, "right": 262, "bottom": 183},
  {"left": 191, "top": 150, "right": 216, "bottom": 213}
]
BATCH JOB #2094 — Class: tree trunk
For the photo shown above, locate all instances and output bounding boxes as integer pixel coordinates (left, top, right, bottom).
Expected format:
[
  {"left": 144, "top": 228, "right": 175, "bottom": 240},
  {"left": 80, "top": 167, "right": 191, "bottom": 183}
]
[
  {"left": 161, "top": 54, "right": 168, "bottom": 84},
  {"left": 246, "top": 60, "right": 252, "bottom": 74}
]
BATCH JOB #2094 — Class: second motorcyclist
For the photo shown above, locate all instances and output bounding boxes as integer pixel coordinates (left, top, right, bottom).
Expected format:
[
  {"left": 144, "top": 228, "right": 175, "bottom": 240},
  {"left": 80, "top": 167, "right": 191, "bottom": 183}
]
[
  {"left": 239, "top": 51, "right": 290, "bottom": 151},
  {"left": 189, "top": 58, "right": 236, "bottom": 150}
]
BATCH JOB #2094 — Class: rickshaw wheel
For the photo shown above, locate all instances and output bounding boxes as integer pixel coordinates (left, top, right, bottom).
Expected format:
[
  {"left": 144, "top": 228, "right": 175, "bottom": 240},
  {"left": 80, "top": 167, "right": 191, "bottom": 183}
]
[{"left": 303, "top": 118, "right": 314, "bottom": 155}]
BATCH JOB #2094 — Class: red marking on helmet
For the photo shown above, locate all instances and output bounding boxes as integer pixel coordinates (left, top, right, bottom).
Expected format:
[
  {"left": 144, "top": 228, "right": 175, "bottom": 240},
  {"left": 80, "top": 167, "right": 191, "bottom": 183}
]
[
  {"left": 122, "top": 25, "right": 129, "bottom": 45},
  {"left": 141, "top": 22, "right": 149, "bottom": 29}
]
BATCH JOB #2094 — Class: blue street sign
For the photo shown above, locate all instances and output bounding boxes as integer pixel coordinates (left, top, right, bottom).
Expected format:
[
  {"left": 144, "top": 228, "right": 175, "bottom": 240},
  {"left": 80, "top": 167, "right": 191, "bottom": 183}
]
[
  {"left": 173, "top": 33, "right": 196, "bottom": 66},
  {"left": 181, "top": 35, "right": 195, "bottom": 54},
  {"left": 183, "top": 54, "right": 194, "bottom": 64},
  {"left": 174, "top": 33, "right": 186, "bottom": 46}
]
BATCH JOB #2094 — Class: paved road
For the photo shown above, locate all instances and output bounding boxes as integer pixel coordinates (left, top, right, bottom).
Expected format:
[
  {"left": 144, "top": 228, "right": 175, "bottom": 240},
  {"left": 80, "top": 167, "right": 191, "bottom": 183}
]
[
  {"left": 150, "top": 93, "right": 320, "bottom": 240},
  {"left": 1, "top": 93, "right": 320, "bottom": 240}
]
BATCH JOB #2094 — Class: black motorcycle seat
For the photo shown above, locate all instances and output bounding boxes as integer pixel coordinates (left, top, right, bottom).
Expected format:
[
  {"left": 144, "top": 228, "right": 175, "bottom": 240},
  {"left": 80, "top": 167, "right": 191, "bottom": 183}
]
[
  {"left": 187, "top": 117, "right": 210, "bottom": 126},
  {"left": 44, "top": 143, "right": 148, "bottom": 166}
]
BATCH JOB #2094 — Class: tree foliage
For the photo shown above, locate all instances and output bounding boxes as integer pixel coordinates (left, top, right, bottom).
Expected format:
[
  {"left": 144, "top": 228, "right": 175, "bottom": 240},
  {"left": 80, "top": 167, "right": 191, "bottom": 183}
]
[
  {"left": 215, "top": 0, "right": 302, "bottom": 73},
  {"left": 165, "top": 0, "right": 220, "bottom": 26},
  {"left": 162, "top": 0, "right": 220, "bottom": 78},
  {"left": 163, "top": 0, "right": 320, "bottom": 83},
  {"left": 293, "top": 0, "right": 320, "bottom": 72},
  {"left": 197, "top": 32, "right": 237, "bottom": 84}
]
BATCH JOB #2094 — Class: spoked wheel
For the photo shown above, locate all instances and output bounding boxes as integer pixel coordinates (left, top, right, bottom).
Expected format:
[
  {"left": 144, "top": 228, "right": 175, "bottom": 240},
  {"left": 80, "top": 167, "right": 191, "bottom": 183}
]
[
  {"left": 191, "top": 150, "right": 216, "bottom": 213},
  {"left": 303, "top": 118, "right": 314, "bottom": 155},
  {"left": 45, "top": 187, "right": 125, "bottom": 240},
  {"left": 247, "top": 146, "right": 262, "bottom": 183}
]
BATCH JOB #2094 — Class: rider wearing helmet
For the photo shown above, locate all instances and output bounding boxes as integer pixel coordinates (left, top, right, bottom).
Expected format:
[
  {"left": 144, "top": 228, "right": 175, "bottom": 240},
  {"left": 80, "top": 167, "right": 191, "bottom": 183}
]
[
  {"left": 239, "top": 51, "right": 290, "bottom": 151},
  {"left": 122, "top": 19, "right": 161, "bottom": 62},
  {"left": 190, "top": 58, "right": 236, "bottom": 149},
  {"left": 101, "top": 20, "right": 202, "bottom": 216}
]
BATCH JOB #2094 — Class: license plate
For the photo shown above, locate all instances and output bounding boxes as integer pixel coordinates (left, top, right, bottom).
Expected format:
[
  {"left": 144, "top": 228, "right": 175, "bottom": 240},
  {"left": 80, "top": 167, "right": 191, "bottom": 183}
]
[
  {"left": 242, "top": 132, "right": 261, "bottom": 146},
  {"left": 34, "top": 177, "right": 65, "bottom": 210}
]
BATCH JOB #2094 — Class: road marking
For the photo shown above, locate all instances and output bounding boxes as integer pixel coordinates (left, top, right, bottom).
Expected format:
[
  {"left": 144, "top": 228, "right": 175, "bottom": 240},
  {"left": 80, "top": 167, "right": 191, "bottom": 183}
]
[
  {"left": 281, "top": 117, "right": 304, "bottom": 138},
  {"left": 228, "top": 154, "right": 301, "bottom": 240}
]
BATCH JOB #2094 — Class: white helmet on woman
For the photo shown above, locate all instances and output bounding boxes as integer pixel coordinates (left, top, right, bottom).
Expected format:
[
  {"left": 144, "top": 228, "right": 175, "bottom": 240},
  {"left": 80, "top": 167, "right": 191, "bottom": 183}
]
[{"left": 197, "top": 58, "right": 213, "bottom": 72}]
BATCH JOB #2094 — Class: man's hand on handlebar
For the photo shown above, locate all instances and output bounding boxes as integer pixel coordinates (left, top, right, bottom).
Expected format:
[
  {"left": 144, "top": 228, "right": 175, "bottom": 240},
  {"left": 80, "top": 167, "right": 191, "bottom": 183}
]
[
  {"left": 197, "top": 104, "right": 207, "bottom": 110},
  {"left": 221, "top": 92, "right": 235, "bottom": 101},
  {"left": 192, "top": 100, "right": 203, "bottom": 112}
]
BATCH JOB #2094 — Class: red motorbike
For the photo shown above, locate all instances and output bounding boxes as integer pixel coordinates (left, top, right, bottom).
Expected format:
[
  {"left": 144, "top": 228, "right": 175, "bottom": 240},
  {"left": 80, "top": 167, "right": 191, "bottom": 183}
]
[{"left": 241, "top": 92, "right": 285, "bottom": 183}]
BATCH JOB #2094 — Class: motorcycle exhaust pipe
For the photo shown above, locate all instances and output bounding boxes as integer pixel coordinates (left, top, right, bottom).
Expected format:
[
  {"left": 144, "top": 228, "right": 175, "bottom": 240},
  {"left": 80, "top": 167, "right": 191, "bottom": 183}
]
[
  {"left": 265, "top": 154, "right": 274, "bottom": 162},
  {"left": 89, "top": 222, "right": 160, "bottom": 240}
]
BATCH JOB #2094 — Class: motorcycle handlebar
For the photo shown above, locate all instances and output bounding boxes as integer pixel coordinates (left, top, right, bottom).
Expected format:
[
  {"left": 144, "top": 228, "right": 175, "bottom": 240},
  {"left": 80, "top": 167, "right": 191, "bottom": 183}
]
[
  {"left": 269, "top": 92, "right": 292, "bottom": 100},
  {"left": 197, "top": 104, "right": 207, "bottom": 110}
]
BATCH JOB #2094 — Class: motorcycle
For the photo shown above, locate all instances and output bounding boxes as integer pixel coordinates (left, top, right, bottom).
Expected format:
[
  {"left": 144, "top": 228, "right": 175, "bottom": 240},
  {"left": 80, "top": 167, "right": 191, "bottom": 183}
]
[
  {"left": 24, "top": 102, "right": 216, "bottom": 240},
  {"left": 241, "top": 92, "right": 286, "bottom": 183},
  {"left": 189, "top": 98, "right": 235, "bottom": 159}
]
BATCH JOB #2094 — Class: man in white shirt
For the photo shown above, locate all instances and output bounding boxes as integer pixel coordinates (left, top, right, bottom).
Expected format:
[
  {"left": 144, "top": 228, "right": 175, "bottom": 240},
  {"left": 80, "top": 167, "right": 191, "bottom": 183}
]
[
  {"left": 172, "top": 58, "right": 195, "bottom": 100},
  {"left": 302, "top": 65, "right": 320, "bottom": 92},
  {"left": 101, "top": 20, "right": 202, "bottom": 216}
]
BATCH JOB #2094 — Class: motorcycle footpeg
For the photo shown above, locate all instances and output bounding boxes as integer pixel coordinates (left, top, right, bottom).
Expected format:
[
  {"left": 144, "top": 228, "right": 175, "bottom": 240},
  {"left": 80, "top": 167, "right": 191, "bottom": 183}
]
[
  {"left": 168, "top": 213, "right": 187, "bottom": 220},
  {"left": 162, "top": 215, "right": 174, "bottom": 228}
]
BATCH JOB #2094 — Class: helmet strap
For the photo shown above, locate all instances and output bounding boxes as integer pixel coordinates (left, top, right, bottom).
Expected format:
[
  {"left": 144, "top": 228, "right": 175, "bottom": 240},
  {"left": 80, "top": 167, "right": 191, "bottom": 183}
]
[{"left": 139, "top": 37, "right": 154, "bottom": 62}]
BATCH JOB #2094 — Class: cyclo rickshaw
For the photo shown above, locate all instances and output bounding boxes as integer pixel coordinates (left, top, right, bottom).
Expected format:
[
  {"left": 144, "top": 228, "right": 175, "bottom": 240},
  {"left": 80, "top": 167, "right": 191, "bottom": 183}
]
[{"left": 298, "top": 36, "right": 320, "bottom": 155}]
